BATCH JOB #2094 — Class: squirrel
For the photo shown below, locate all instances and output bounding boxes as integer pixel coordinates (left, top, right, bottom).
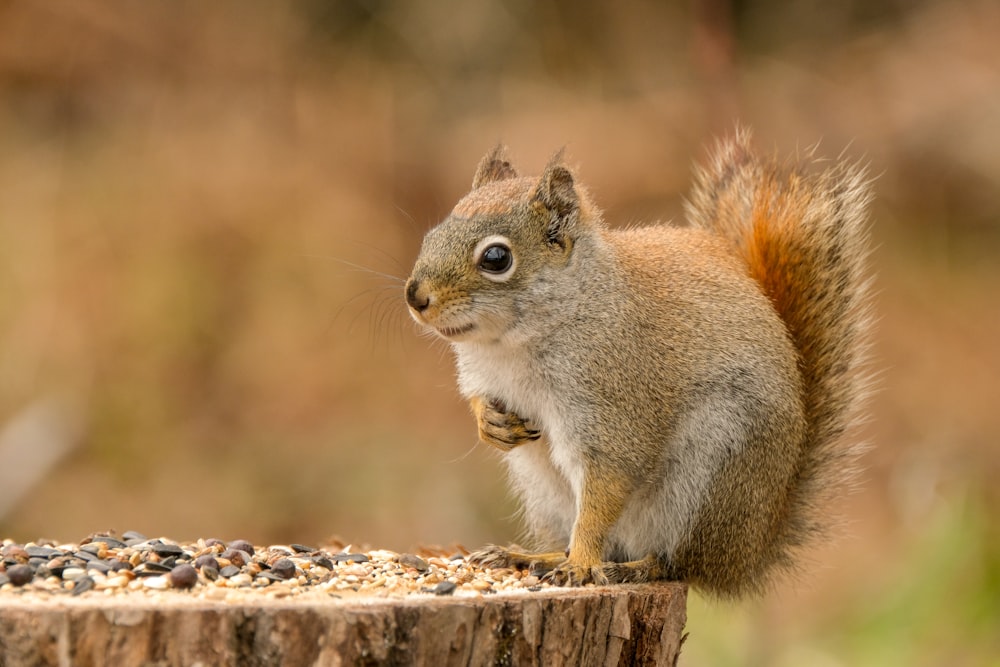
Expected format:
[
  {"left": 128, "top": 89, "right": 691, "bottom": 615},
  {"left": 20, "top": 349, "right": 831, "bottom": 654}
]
[{"left": 404, "top": 130, "right": 873, "bottom": 598}]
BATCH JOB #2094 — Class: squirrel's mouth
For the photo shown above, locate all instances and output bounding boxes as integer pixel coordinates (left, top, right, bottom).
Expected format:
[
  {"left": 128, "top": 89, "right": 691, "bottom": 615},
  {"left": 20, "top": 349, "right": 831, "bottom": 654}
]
[{"left": 437, "top": 323, "right": 476, "bottom": 339}]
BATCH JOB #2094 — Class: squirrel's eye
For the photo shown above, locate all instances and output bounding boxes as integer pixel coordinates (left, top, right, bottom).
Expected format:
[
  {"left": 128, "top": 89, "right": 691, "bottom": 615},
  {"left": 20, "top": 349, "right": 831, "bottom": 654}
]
[
  {"left": 474, "top": 235, "right": 516, "bottom": 282},
  {"left": 479, "top": 244, "right": 513, "bottom": 274}
]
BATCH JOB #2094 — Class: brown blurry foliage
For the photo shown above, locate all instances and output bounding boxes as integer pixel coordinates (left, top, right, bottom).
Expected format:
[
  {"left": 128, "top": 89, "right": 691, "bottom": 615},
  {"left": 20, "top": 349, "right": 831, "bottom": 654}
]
[{"left": 0, "top": 0, "right": 998, "bottom": 660}]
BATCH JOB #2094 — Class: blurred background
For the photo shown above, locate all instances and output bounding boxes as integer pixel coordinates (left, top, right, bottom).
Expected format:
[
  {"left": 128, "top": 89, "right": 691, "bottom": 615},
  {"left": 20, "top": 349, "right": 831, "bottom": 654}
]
[{"left": 0, "top": 0, "right": 997, "bottom": 664}]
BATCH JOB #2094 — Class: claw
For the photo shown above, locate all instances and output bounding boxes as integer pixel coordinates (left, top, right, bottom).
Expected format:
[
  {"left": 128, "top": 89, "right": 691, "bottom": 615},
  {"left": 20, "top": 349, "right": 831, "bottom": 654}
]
[
  {"left": 470, "top": 545, "right": 648, "bottom": 587},
  {"left": 467, "top": 545, "right": 515, "bottom": 569},
  {"left": 468, "top": 546, "right": 568, "bottom": 575},
  {"left": 541, "top": 563, "right": 609, "bottom": 587},
  {"left": 472, "top": 396, "right": 542, "bottom": 451},
  {"left": 528, "top": 560, "right": 556, "bottom": 577}
]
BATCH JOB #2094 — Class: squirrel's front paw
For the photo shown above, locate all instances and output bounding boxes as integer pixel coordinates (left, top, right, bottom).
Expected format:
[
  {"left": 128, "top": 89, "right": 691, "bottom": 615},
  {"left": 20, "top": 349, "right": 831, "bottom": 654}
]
[
  {"left": 471, "top": 396, "right": 541, "bottom": 451},
  {"left": 542, "top": 561, "right": 609, "bottom": 587}
]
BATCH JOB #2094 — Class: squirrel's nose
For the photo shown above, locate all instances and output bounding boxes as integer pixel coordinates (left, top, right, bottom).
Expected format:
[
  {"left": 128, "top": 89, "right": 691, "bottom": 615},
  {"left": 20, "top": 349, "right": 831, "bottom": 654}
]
[{"left": 405, "top": 278, "right": 430, "bottom": 312}]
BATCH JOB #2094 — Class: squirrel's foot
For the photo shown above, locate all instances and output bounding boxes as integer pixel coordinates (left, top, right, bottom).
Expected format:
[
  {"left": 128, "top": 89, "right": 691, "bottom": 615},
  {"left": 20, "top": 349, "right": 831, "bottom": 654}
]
[
  {"left": 539, "top": 555, "right": 665, "bottom": 586},
  {"left": 600, "top": 555, "right": 666, "bottom": 584},
  {"left": 470, "top": 547, "right": 646, "bottom": 586},
  {"left": 468, "top": 545, "right": 566, "bottom": 573},
  {"left": 471, "top": 396, "right": 541, "bottom": 451},
  {"left": 542, "top": 561, "right": 610, "bottom": 587}
]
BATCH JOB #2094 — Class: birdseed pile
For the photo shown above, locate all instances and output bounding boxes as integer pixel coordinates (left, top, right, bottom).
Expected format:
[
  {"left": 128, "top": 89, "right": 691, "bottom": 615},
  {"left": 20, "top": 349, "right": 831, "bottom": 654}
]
[{"left": 0, "top": 532, "right": 555, "bottom": 602}]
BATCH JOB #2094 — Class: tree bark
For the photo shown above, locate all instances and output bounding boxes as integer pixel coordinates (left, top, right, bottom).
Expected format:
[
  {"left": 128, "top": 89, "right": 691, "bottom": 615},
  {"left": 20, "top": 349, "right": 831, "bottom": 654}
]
[{"left": 0, "top": 583, "right": 686, "bottom": 666}]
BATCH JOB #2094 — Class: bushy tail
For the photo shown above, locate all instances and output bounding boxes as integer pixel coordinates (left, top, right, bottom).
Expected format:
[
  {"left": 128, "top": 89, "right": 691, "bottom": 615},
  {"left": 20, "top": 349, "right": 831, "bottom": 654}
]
[{"left": 686, "top": 129, "right": 875, "bottom": 551}]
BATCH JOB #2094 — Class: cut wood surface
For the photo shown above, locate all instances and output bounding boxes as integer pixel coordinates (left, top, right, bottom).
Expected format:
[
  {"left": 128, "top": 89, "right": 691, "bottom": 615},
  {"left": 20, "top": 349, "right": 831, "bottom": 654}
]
[{"left": 0, "top": 583, "right": 687, "bottom": 666}]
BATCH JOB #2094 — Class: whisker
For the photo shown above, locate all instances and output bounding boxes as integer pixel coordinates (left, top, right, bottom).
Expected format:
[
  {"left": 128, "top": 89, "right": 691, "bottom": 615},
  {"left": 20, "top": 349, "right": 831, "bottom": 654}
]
[
  {"left": 369, "top": 292, "right": 406, "bottom": 349},
  {"left": 339, "top": 238, "right": 412, "bottom": 276},
  {"left": 328, "top": 285, "right": 397, "bottom": 338},
  {"left": 445, "top": 438, "right": 483, "bottom": 464},
  {"left": 301, "top": 254, "right": 406, "bottom": 284},
  {"left": 394, "top": 205, "right": 430, "bottom": 243}
]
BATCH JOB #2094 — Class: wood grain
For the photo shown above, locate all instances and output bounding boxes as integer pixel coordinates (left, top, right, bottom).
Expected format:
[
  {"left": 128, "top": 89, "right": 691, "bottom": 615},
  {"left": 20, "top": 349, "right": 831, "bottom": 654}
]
[{"left": 0, "top": 583, "right": 687, "bottom": 666}]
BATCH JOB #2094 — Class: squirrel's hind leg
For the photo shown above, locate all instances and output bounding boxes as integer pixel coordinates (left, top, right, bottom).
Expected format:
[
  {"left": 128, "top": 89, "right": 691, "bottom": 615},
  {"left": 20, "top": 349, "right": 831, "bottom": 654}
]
[
  {"left": 468, "top": 545, "right": 566, "bottom": 573},
  {"left": 470, "top": 547, "right": 675, "bottom": 586},
  {"left": 601, "top": 555, "right": 675, "bottom": 584}
]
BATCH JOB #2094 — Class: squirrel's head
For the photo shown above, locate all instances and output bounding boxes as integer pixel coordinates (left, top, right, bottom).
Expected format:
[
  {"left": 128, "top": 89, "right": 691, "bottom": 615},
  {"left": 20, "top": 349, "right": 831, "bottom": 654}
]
[{"left": 405, "top": 145, "right": 597, "bottom": 344}]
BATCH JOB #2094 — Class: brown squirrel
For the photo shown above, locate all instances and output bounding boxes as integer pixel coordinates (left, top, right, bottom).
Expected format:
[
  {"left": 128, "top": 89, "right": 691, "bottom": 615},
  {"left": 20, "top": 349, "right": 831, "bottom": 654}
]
[{"left": 404, "top": 130, "right": 872, "bottom": 598}]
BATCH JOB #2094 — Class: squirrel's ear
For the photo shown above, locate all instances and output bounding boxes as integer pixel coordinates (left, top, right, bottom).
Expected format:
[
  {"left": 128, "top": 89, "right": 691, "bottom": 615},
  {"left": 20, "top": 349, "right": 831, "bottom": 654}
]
[
  {"left": 532, "top": 150, "right": 578, "bottom": 245},
  {"left": 472, "top": 145, "right": 518, "bottom": 189}
]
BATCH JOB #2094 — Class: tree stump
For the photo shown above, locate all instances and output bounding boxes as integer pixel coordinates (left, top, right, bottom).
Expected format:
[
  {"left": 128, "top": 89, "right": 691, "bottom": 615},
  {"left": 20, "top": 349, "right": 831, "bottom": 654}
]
[
  {"left": 1, "top": 537, "right": 686, "bottom": 665},
  {"left": 0, "top": 584, "right": 687, "bottom": 666}
]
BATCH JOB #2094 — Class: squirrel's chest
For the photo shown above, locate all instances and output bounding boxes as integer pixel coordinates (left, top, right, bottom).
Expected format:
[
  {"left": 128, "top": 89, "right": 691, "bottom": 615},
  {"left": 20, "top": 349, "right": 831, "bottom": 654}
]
[
  {"left": 453, "top": 345, "right": 573, "bottom": 440},
  {"left": 453, "top": 343, "right": 606, "bottom": 498}
]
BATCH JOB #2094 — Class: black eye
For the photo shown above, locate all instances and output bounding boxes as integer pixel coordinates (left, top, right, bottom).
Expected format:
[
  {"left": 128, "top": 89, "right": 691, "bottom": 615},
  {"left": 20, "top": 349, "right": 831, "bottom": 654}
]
[{"left": 478, "top": 243, "right": 513, "bottom": 274}]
